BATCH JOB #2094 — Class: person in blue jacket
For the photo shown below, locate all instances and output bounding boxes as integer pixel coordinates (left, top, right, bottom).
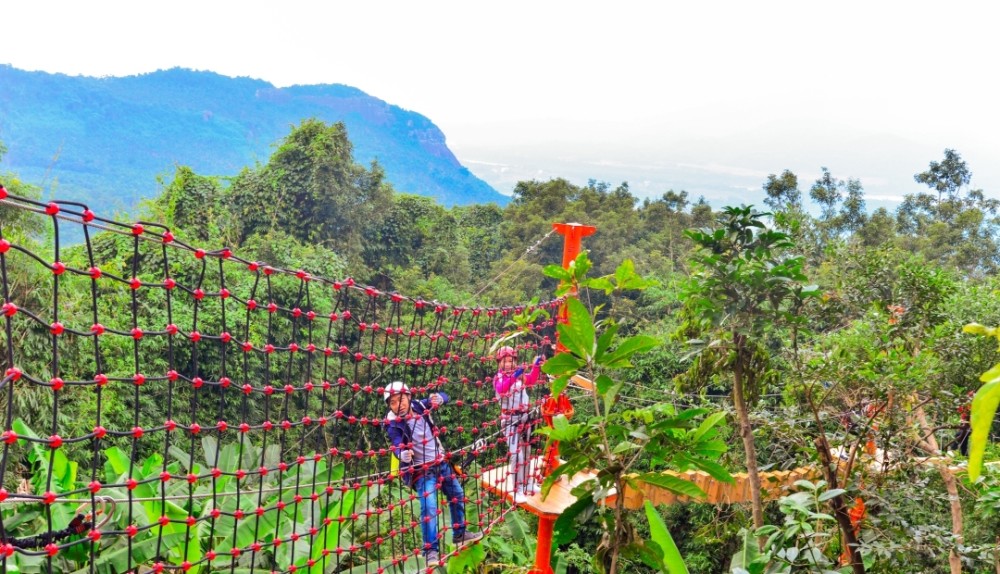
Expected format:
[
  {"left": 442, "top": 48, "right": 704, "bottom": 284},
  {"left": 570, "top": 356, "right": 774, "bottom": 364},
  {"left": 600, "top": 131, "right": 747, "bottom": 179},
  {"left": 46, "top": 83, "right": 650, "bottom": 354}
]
[{"left": 384, "top": 381, "right": 483, "bottom": 566}]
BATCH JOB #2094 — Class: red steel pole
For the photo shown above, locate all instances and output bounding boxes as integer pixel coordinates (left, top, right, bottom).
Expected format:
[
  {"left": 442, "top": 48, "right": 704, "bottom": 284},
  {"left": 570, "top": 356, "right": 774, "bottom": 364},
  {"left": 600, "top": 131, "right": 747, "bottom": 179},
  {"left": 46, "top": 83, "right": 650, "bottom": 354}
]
[{"left": 531, "top": 222, "right": 596, "bottom": 574}]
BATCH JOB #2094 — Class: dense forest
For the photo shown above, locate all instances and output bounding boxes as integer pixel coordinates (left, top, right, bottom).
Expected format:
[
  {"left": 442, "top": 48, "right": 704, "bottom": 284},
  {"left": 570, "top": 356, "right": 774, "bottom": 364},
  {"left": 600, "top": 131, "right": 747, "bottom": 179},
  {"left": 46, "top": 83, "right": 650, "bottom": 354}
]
[{"left": 2, "top": 119, "right": 1000, "bottom": 574}]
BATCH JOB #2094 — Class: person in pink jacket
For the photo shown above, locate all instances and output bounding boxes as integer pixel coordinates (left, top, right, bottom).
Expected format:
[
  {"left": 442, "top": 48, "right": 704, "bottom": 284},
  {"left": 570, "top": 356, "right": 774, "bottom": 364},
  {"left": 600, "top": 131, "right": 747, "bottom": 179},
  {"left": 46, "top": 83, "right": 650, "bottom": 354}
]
[{"left": 493, "top": 345, "right": 543, "bottom": 503}]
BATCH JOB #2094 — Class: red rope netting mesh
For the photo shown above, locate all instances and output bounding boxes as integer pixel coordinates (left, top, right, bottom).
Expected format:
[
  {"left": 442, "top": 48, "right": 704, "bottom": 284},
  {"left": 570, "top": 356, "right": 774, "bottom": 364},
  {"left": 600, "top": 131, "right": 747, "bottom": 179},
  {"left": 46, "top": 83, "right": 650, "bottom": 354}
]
[{"left": 0, "top": 186, "right": 557, "bottom": 573}]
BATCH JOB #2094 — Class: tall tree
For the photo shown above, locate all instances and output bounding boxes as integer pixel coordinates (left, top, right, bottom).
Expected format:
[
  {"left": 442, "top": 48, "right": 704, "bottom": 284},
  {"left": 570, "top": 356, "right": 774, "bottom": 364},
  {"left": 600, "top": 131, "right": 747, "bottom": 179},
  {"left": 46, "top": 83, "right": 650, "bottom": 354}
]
[
  {"left": 839, "top": 177, "right": 867, "bottom": 233},
  {"left": 809, "top": 167, "right": 841, "bottom": 224},
  {"left": 230, "top": 119, "right": 392, "bottom": 270},
  {"left": 763, "top": 169, "right": 801, "bottom": 212},
  {"left": 679, "top": 206, "right": 815, "bottom": 538},
  {"left": 897, "top": 149, "right": 1000, "bottom": 274},
  {"left": 914, "top": 148, "right": 972, "bottom": 202},
  {"left": 153, "top": 166, "right": 229, "bottom": 243}
]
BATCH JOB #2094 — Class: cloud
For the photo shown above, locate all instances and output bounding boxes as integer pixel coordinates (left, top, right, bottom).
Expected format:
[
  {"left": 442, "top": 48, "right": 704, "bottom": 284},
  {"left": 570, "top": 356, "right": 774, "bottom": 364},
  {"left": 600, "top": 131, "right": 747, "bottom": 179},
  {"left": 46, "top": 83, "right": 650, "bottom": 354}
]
[{"left": 866, "top": 194, "right": 905, "bottom": 203}]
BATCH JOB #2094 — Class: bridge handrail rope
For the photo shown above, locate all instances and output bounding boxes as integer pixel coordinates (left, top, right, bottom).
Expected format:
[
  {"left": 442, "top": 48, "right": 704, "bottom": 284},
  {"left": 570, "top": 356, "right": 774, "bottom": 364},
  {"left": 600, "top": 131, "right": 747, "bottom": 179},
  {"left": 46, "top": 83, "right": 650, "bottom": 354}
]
[
  {"left": 0, "top": 185, "right": 561, "bottom": 573},
  {"left": 470, "top": 229, "right": 556, "bottom": 300}
]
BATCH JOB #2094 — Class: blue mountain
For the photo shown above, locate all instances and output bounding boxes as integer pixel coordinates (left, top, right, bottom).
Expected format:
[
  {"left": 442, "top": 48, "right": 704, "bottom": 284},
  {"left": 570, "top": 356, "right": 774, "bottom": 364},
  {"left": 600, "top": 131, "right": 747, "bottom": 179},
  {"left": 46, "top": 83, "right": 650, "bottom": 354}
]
[{"left": 0, "top": 65, "right": 506, "bottom": 210}]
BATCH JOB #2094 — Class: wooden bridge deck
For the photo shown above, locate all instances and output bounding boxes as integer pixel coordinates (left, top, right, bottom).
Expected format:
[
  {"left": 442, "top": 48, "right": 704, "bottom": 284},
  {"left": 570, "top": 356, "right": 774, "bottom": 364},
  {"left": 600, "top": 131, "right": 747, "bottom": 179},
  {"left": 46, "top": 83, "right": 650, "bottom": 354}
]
[
  {"left": 481, "top": 454, "right": 1000, "bottom": 513},
  {"left": 479, "top": 457, "right": 607, "bottom": 518}
]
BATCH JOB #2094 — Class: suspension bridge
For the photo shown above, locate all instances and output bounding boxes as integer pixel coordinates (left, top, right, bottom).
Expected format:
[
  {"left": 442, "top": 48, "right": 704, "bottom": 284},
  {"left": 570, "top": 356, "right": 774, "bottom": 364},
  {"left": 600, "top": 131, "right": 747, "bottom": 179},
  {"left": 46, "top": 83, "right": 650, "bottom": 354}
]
[{"left": 0, "top": 184, "right": 626, "bottom": 574}]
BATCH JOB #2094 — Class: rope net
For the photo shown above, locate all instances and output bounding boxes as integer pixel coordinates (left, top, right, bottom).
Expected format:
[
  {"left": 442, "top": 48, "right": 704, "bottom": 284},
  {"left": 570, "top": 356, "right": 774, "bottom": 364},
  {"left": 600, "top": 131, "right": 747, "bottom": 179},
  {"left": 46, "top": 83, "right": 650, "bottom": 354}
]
[{"left": 0, "top": 187, "right": 558, "bottom": 573}]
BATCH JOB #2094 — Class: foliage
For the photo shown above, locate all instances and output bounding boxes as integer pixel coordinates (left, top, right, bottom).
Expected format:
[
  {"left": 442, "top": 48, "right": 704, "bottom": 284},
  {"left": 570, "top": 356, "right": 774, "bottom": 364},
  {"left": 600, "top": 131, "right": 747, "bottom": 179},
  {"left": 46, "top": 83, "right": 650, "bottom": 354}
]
[
  {"left": 959, "top": 322, "right": 1000, "bottom": 481},
  {"left": 897, "top": 149, "right": 1000, "bottom": 275},
  {"left": 229, "top": 119, "right": 392, "bottom": 270},
  {"left": 2, "top": 422, "right": 366, "bottom": 574},
  {"left": 733, "top": 480, "right": 849, "bottom": 574},
  {"left": 537, "top": 252, "right": 732, "bottom": 574},
  {"left": 7, "top": 112, "right": 1000, "bottom": 574},
  {"left": 677, "top": 205, "right": 816, "bottom": 532}
]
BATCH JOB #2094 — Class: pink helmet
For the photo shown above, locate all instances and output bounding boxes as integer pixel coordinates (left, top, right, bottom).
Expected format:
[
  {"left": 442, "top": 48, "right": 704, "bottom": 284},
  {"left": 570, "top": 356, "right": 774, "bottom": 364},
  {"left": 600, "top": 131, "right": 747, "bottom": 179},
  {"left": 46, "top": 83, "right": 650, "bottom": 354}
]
[{"left": 496, "top": 346, "right": 516, "bottom": 360}]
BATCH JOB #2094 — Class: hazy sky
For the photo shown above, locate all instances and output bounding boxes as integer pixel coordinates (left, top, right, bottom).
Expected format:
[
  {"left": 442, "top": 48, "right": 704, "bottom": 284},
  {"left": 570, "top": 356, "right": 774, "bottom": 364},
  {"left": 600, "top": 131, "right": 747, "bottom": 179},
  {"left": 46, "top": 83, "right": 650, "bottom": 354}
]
[{"left": 3, "top": 1, "right": 999, "bottom": 204}]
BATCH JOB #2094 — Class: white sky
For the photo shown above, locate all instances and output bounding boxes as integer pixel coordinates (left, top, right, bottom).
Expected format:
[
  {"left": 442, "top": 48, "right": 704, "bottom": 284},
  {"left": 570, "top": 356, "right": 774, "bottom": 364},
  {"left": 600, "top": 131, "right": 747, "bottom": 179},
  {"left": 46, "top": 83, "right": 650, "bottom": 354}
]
[{"left": 3, "top": 0, "right": 999, "bottom": 201}]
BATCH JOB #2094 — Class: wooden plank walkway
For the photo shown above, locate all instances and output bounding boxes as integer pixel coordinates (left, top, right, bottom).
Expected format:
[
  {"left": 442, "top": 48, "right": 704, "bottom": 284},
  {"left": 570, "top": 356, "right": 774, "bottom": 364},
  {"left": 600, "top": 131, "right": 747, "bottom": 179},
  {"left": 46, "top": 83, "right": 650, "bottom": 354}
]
[{"left": 479, "top": 457, "right": 609, "bottom": 518}]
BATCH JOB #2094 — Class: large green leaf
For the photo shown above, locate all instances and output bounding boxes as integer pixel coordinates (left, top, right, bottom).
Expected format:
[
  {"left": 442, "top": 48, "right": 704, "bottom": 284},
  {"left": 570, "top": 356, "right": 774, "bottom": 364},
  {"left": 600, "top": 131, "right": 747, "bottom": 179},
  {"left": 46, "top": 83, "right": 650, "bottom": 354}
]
[
  {"left": 691, "top": 411, "right": 728, "bottom": 442},
  {"left": 446, "top": 541, "right": 487, "bottom": 573},
  {"left": 603, "top": 381, "right": 623, "bottom": 414},
  {"left": 644, "top": 501, "right": 688, "bottom": 574},
  {"left": 969, "top": 378, "right": 1000, "bottom": 481},
  {"left": 87, "top": 530, "right": 187, "bottom": 574},
  {"left": 543, "top": 264, "right": 573, "bottom": 281},
  {"left": 549, "top": 374, "right": 572, "bottom": 397},
  {"left": 12, "top": 419, "right": 78, "bottom": 496},
  {"left": 552, "top": 490, "right": 597, "bottom": 546},
  {"left": 542, "top": 352, "right": 586, "bottom": 377},
  {"left": 688, "top": 458, "right": 734, "bottom": 484},
  {"left": 570, "top": 251, "right": 592, "bottom": 282},
  {"left": 595, "top": 322, "right": 620, "bottom": 360},
  {"left": 201, "top": 435, "right": 219, "bottom": 467},
  {"left": 537, "top": 415, "right": 585, "bottom": 442},
  {"left": 638, "top": 473, "right": 706, "bottom": 500},
  {"left": 11, "top": 419, "right": 77, "bottom": 528},
  {"left": 729, "top": 528, "right": 764, "bottom": 574},
  {"left": 556, "top": 297, "right": 595, "bottom": 359},
  {"left": 308, "top": 487, "right": 363, "bottom": 574},
  {"left": 601, "top": 335, "right": 660, "bottom": 368}
]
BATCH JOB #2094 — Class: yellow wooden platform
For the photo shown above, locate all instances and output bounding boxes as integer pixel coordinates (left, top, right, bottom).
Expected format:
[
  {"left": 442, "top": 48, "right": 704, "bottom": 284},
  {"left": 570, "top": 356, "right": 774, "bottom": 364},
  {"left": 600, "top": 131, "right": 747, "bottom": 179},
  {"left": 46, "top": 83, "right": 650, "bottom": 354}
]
[
  {"left": 480, "top": 457, "right": 610, "bottom": 518},
  {"left": 480, "top": 460, "right": 819, "bottom": 513},
  {"left": 481, "top": 451, "right": 1000, "bottom": 515}
]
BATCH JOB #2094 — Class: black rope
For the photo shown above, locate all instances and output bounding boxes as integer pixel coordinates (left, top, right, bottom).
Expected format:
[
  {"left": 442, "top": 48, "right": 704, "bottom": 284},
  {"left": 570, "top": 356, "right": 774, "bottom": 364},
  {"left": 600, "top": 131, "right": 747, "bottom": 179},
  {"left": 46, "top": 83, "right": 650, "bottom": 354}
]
[
  {"left": 1, "top": 514, "right": 91, "bottom": 549},
  {"left": 0, "top": 189, "right": 556, "bottom": 573}
]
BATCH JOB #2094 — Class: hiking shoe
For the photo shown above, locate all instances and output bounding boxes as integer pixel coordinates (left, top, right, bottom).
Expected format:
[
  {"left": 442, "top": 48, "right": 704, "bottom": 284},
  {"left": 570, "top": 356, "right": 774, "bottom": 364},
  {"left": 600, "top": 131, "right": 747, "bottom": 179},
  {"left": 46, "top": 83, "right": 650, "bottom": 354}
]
[
  {"left": 425, "top": 550, "right": 440, "bottom": 565},
  {"left": 453, "top": 530, "right": 483, "bottom": 547}
]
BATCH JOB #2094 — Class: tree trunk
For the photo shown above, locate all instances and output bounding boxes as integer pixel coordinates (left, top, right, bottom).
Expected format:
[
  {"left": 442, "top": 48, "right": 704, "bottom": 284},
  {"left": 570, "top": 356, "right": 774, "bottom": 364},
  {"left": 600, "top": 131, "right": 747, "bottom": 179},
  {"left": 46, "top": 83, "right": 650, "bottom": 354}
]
[
  {"left": 732, "top": 338, "right": 765, "bottom": 536},
  {"left": 914, "top": 405, "right": 963, "bottom": 574},
  {"left": 994, "top": 536, "right": 999, "bottom": 574},
  {"left": 609, "top": 476, "right": 626, "bottom": 574},
  {"left": 815, "top": 436, "right": 866, "bottom": 574}
]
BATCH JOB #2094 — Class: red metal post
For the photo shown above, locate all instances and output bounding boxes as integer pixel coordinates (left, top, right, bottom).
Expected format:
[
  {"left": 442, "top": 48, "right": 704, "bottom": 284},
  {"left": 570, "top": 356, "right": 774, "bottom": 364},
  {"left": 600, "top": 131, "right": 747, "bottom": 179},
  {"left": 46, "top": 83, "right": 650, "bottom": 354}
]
[
  {"left": 531, "top": 222, "right": 596, "bottom": 574},
  {"left": 551, "top": 223, "right": 596, "bottom": 352},
  {"left": 533, "top": 513, "right": 556, "bottom": 574}
]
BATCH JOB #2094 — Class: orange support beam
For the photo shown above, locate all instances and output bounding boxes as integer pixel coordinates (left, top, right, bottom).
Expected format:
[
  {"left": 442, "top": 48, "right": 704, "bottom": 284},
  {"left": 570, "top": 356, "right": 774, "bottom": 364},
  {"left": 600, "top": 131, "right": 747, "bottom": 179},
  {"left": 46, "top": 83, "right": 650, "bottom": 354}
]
[
  {"left": 552, "top": 222, "right": 597, "bottom": 269},
  {"left": 531, "top": 222, "right": 596, "bottom": 574}
]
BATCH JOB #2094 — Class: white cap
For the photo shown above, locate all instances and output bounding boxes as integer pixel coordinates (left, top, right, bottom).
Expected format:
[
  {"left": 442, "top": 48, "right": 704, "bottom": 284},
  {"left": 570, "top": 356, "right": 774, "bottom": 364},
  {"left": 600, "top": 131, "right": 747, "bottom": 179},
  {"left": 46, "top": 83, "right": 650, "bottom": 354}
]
[{"left": 383, "top": 381, "right": 410, "bottom": 402}]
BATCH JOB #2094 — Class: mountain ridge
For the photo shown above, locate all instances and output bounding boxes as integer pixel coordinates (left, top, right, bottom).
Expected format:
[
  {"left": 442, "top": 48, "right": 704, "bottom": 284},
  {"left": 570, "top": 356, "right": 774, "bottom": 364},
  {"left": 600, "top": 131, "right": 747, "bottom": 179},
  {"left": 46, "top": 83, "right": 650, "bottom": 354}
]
[{"left": 0, "top": 65, "right": 506, "bottom": 210}]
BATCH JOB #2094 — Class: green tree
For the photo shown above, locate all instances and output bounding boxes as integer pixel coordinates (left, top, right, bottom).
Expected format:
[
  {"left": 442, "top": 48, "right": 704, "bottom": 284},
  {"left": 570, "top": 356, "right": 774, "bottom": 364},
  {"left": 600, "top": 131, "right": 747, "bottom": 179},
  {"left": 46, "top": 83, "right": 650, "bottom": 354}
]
[
  {"left": 363, "top": 193, "right": 471, "bottom": 288},
  {"left": 897, "top": 149, "right": 1000, "bottom": 275},
  {"left": 151, "top": 166, "right": 231, "bottom": 243},
  {"left": 807, "top": 167, "right": 868, "bottom": 242},
  {"left": 809, "top": 168, "right": 841, "bottom": 226},
  {"left": 914, "top": 148, "right": 972, "bottom": 202},
  {"left": 638, "top": 190, "right": 700, "bottom": 273},
  {"left": 855, "top": 207, "right": 896, "bottom": 247},
  {"left": 839, "top": 177, "right": 867, "bottom": 234},
  {"left": 229, "top": 119, "right": 392, "bottom": 271},
  {"left": 762, "top": 170, "right": 801, "bottom": 212},
  {"left": 456, "top": 202, "right": 509, "bottom": 278},
  {"left": 538, "top": 253, "right": 732, "bottom": 574},
  {"left": 678, "top": 206, "right": 816, "bottom": 536}
]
